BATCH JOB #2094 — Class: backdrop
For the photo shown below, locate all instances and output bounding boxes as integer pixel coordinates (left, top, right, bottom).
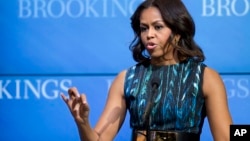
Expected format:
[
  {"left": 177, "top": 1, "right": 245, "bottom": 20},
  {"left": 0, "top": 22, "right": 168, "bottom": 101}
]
[{"left": 1, "top": 0, "right": 250, "bottom": 140}]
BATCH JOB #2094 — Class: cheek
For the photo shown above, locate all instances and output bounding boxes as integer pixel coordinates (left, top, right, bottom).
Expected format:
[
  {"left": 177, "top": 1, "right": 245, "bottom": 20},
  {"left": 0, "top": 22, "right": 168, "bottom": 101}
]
[
  {"left": 160, "top": 33, "right": 171, "bottom": 45},
  {"left": 140, "top": 34, "right": 147, "bottom": 46}
]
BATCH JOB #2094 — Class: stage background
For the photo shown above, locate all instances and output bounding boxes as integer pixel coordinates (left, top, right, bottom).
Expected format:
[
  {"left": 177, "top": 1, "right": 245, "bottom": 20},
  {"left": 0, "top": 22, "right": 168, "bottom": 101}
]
[{"left": 0, "top": 0, "right": 249, "bottom": 140}]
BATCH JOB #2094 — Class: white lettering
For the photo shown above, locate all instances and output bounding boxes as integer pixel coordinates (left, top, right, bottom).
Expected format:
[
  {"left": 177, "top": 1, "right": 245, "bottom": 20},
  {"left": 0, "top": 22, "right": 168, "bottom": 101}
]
[
  {"left": 112, "top": 0, "right": 128, "bottom": 17},
  {"left": 224, "top": 78, "right": 236, "bottom": 98},
  {"left": 234, "top": 129, "right": 247, "bottom": 136},
  {"left": 47, "top": 0, "right": 65, "bottom": 18},
  {"left": 0, "top": 80, "right": 12, "bottom": 99},
  {"left": 24, "top": 80, "right": 41, "bottom": 99},
  {"left": 202, "top": 0, "right": 216, "bottom": 16},
  {"left": 18, "top": 0, "right": 140, "bottom": 18},
  {"left": 102, "top": 0, "right": 108, "bottom": 17},
  {"left": 0, "top": 79, "right": 72, "bottom": 100},
  {"left": 19, "top": 0, "right": 32, "bottom": 18},
  {"left": 15, "top": 80, "right": 21, "bottom": 99},
  {"left": 67, "top": 0, "right": 84, "bottom": 18},
  {"left": 241, "top": 129, "right": 247, "bottom": 135},
  {"left": 218, "top": 0, "right": 231, "bottom": 16},
  {"left": 202, "top": 0, "right": 250, "bottom": 16},
  {"left": 231, "top": 0, "right": 250, "bottom": 16},
  {"left": 60, "top": 79, "right": 72, "bottom": 92},
  {"left": 237, "top": 79, "right": 249, "bottom": 98},
  {"left": 234, "top": 129, "right": 241, "bottom": 136},
  {"left": 41, "top": 79, "right": 58, "bottom": 99},
  {"left": 34, "top": 0, "right": 47, "bottom": 18},
  {"left": 128, "top": 0, "right": 140, "bottom": 14},
  {"left": 223, "top": 78, "right": 250, "bottom": 98},
  {"left": 85, "top": 0, "right": 98, "bottom": 17}
]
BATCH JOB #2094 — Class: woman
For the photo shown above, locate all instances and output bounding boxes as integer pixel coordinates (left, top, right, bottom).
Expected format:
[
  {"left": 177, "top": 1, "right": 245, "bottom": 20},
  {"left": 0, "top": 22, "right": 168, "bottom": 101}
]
[{"left": 61, "top": 0, "right": 233, "bottom": 140}]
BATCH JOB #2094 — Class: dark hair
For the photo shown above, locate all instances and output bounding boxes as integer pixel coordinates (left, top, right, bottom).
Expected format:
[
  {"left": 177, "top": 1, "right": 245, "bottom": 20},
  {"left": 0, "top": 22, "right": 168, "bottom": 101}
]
[{"left": 129, "top": 0, "right": 205, "bottom": 63}]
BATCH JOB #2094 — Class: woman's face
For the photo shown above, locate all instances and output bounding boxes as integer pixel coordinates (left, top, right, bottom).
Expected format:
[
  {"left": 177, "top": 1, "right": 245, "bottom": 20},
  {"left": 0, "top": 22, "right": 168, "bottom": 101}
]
[{"left": 140, "top": 7, "right": 173, "bottom": 60}]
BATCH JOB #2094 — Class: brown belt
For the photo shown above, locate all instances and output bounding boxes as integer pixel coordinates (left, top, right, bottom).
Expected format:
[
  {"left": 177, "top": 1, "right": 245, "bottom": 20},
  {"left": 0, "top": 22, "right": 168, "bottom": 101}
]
[{"left": 131, "top": 129, "right": 200, "bottom": 141}]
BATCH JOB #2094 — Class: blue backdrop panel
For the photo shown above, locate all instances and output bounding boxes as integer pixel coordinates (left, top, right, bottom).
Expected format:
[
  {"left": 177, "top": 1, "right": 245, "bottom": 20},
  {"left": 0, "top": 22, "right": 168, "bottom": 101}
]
[
  {"left": 0, "top": 76, "right": 130, "bottom": 141},
  {"left": 0, "top": 0, "right": 249, "bottom": 74},
  {"left": 0, "top": 75, "right": 250, "bottom": 141}
]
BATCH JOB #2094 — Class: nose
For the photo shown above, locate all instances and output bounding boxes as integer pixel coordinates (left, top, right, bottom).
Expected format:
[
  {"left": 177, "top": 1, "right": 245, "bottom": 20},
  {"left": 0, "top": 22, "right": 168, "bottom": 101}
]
[{"left": 146, "top": 28, "right": 155, "bottom": 40}]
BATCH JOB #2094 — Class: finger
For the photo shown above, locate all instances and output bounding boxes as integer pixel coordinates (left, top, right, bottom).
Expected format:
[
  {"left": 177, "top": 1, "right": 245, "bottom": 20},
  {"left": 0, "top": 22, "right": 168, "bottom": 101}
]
[
  {"left": 72, "top": 100, "right": 81, "bottom": 116},
  {"left": 68, "top": 87, "right": 80, "bottom": 99},
  {"left": 80, "top": 94, "right": 90, "bottom": 113},
  {"left": 71, "top": 94, "right": 86, "bottom": 111},
  {"left": 61, "top": 93, "right": 75, "bottom": 112},
  {"left": 72, "top": 96, "right": 81, "bottom": 112},
  {"left": 80, "top": 94, "right": 88, "bottom": 104},
  {"left": 79, "top": 95, "right": 90, "bottom": 117},
  {"left": 61, "top": 93, "right": 69, "bottom": 103},
  {"left": 72, "top": 95, "right": 89, "bottom": 114},
  {"left": 72, "top": 96, "right": 88, "bottom": 118}
]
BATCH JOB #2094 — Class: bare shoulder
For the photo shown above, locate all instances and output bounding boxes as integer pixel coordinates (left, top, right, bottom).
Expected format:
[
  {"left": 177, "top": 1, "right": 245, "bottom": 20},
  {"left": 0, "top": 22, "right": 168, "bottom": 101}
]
[
  {"left": 112, "top": 70, "right": 127, "bottom": 87},
  {"left": 203, "top": 66, "right": 221, "bottom": 78},
  {"left": 108, "top": 70, "right": 127, "bottom": 96},
  {"left": 116, "top": 70, "right": 127, "bottom": 80},
  {"left": 203, "top": 67, "right": 225, "bottom": 98}
]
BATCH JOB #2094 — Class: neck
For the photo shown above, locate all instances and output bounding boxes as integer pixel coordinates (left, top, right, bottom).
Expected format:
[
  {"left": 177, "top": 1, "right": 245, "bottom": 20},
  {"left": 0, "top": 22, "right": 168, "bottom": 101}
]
[{"left": 151, "top": 53, "right": 179, "bottom": 66}]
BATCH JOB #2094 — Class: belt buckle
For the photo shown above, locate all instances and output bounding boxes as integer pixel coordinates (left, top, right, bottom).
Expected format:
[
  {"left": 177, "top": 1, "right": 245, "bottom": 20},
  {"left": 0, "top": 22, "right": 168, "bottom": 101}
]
[{"left": 153, "top": 131, "right": 176, "bottom": 141}]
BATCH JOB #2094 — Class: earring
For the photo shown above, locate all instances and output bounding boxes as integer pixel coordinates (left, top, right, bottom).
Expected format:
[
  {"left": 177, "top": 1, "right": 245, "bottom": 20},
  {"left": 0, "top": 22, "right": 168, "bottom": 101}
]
[{"left": 174, "top": 39, "right": 178, "bottom": 45}]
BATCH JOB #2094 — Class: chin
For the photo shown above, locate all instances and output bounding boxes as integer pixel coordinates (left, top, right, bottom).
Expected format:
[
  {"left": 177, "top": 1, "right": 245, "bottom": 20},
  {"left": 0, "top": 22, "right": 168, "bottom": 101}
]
[{"left": 150, "top": 52, "right": 164, "bottom": 58}]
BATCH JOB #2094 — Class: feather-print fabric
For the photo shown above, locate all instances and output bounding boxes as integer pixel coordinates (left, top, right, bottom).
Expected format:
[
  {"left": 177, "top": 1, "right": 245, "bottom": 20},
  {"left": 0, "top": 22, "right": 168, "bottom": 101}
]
[{"left": 124, "top": 59, "right": 206, "bottom": 134}]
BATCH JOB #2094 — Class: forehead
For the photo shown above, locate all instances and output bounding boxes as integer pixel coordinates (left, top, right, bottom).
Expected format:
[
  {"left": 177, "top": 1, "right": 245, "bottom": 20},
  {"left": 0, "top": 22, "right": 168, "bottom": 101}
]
[{"left": 140, "top": 7, "right": 163, "bottom": 22}]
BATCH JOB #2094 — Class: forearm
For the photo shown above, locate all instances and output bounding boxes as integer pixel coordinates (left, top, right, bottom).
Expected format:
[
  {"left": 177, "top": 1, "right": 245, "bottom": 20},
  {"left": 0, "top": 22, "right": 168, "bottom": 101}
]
[{"left": 76, "top": 121, "right": 99, "bottom": 141}]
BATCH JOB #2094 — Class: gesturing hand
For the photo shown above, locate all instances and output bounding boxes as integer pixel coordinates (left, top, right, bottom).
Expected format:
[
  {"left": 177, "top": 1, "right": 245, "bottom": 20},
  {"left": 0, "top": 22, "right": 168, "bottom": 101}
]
[{"left": 61, "top": 87, "right": 90, "bottom": 124}]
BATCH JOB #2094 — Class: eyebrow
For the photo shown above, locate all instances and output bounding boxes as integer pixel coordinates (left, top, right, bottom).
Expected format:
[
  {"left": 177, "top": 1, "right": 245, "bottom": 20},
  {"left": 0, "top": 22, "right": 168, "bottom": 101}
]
[{"left": 140, "top": 20, "right": 165, "bottom": 25}]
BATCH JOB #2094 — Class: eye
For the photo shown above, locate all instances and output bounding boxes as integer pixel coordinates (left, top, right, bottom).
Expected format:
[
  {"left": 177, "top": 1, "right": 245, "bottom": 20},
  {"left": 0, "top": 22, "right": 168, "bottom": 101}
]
[
  {"left": 140, "top": 25, "right": 147, "bottom": 32},
  {"left": 155, "top": 25, "right": 163, "bottom": 30}
]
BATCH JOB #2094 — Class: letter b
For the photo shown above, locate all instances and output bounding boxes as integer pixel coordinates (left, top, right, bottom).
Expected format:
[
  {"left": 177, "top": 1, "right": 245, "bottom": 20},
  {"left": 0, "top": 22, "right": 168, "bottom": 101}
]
[{"left": 19, "top": 0, "right": 32, "bottom": 18}]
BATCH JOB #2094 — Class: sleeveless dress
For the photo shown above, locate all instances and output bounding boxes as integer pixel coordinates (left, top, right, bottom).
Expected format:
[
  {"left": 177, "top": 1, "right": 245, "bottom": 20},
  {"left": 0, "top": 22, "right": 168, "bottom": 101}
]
[{"left": 124, "top": 59, "right": 207, "bottom": 135}]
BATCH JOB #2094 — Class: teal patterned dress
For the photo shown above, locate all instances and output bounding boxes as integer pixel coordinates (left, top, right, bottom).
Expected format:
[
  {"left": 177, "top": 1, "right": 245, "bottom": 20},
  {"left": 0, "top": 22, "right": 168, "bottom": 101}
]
[{"left": 124, "top": 59, "right": 207, "bottom": 134}]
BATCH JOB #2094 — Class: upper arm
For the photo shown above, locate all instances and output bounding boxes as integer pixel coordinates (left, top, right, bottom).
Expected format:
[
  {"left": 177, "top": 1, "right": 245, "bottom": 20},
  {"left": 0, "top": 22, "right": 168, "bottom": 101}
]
[
  {"left": 203, "top": 67, "right": 233, "bottom": 141},
  {"left": 94, "top": 70, "right": 127, "bottom": 141}
]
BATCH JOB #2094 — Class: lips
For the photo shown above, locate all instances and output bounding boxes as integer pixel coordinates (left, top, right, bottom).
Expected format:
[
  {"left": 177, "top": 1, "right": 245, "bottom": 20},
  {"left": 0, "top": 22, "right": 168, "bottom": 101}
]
[{"left": 146, "top": 42, "right": 157, "bottom": 50}]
